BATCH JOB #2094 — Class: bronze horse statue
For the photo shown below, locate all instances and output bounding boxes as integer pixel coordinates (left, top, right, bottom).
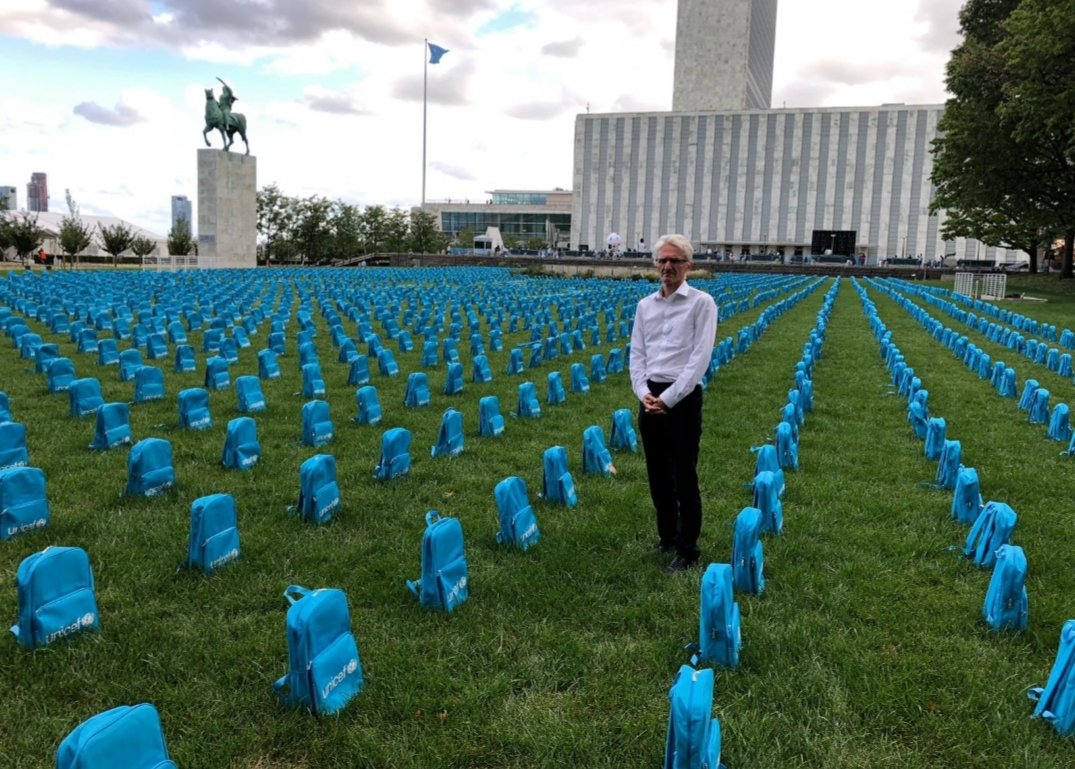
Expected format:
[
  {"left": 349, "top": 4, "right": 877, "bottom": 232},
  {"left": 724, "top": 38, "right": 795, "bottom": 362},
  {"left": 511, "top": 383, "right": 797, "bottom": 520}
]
[{"left": 203, "top": 78, "right": 249, "bottom": 154}]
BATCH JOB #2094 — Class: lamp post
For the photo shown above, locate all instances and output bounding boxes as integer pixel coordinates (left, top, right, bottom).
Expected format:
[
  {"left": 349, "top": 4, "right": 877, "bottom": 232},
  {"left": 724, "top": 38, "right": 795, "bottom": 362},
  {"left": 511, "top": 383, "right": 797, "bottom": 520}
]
[{"left": 829, "top": 233, "right": 836, "bottom": 256}]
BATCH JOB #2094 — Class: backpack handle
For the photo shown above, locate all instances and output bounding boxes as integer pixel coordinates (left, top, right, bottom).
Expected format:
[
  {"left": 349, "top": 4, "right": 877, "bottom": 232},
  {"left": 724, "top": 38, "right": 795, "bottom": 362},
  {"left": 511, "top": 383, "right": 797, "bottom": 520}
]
[
  {"left": 283, "top": 585, "right": 311, "bottom": 605},
  {"left": 425, "top": 510, "right": 441, "bottom": 526}
]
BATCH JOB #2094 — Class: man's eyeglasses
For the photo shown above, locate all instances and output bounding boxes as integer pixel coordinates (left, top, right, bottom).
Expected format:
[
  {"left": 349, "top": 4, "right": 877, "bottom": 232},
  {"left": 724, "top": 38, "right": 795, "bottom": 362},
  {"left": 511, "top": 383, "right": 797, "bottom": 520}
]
[{"left": 655, "top": 258, "right": 689, "bottom": 266}]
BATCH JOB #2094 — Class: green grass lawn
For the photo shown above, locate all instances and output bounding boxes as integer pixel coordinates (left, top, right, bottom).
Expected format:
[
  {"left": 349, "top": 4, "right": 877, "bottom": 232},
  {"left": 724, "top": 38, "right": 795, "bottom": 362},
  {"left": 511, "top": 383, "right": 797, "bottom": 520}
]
[{"left": 1, "top": 267, "right": 1074, "bottom": 768}]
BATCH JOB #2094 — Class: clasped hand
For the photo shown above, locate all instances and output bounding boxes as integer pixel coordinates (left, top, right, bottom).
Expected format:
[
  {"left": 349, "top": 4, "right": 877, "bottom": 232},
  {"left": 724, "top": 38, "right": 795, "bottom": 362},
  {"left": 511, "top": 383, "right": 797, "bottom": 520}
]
[{"left": 642, "top": 393, "right": 668, "bottom": 414}]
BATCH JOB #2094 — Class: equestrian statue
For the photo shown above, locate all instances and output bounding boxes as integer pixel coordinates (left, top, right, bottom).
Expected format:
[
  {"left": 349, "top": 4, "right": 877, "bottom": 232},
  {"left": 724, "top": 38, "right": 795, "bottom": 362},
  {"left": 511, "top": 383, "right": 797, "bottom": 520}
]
[{"left": 203, "top": 77, "right": 250, "bottom": 155}]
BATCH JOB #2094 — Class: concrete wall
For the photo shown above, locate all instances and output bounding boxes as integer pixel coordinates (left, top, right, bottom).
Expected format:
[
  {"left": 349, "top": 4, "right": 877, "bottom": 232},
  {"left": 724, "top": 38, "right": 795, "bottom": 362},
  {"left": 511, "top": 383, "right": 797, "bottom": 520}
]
[{"left": 197, "top": 149, "right": 257, "bottom": 269}]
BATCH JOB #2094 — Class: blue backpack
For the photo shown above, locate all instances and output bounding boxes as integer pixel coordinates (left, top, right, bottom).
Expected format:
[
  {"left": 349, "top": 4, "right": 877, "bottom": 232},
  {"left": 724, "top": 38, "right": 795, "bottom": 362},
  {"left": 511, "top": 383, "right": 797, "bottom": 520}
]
[
  {"left": 236, "top": 375, "right": 267, "bottom": 413},
  {"left": 56, "top": 703, "right": 176, "bottom": 769},
  {"left": 295, "top": 454, "right": 340, "bottom": 524},
  {"left": 550, "top": 372, "right": 567, "bottom": 406},
  {"left": 406, "top": 510, "right": 469, "bottom": 612},
  {"left": 609, "top": 408, "right": 638, "bottom": 452},
  {"left": 375, "top": 427, "right": 412, "bottom": 481},
  {"left": 517, "top": 382, "right": 541, "bottom": 418},
  {"left": 221, "top": 416, "right": 260, "bottom": 470},
  {"left": 174, "top": 344, "right": 196, "bottom": 373},
  {"left": 377, "top": 348, "right": 400, "bottom": 376},
  {"left": 146, "top": 333, "right": 168, "bottom": 360},
  {"left": 907, "top": 390, "right": 929, "bottom": 440},
  {"left": 663, "top": 664, "right": 725, "bottom": 769},
  {"left": 97, "top": 339, "right": 120, "bottom": 366},
  {"left": 126, "top": 438, "right": 175, "bottom": 497},
  {"left": 178, "top": 387, "right": 212, "bottom": 430},
  {"left": 494, "top": 476, "right": 540, "bottom": 550},
  {"left": 120, "top": 349, "right": 144, "bottom": 381},
  {"left": 775, "top": 421, "right": 798, "bottom": 471},
  {"left": 133, "top": 366, "right": 165, "bottom": 403},
  {"left": 10, "top": 545, "right": 100, "bottom": 650},
  {"left": 1018, "top": 379, "right": 1039, "bottom": 411},
  {"left": 582, "top": 425, "right": 615, "bottom": 476},
  {"left": 472, "top": 354, "right": 493, "bottom": 383},
  {"left": 0, "top": 421, "right": 29, "bottom": 468},
  {"left": 444, "top": 362, "right": 464, "bottom": 395},
  {"left": 301, "top": 400, "right": 334, "bottom": 447},
  {"left": 185, "top": 493, "right": 240, "bottom": 573},
  {"left": 950, "top": 466, "right": 982, "bottom": 524},
  {"left": 751, "top": 443, "right": 785, "bottom": 498},
  {"left": 204, "top": 356, "right": 230, "bottom": 390},
  {"left": 258, "top": 348, "right": 281, "bottom": 380},
  {"left": 91, "top": 402, "right": 132, "bottom": 450},
  {"left": 542, "top": 445, "right": 578, "bottom": 506},
  {"left": 697, "top": 563, "right": 742, "bottom": 668},
  {"left": 1048, "top": 404, "right": 1072, "bottom": 442},
  {"left": 302, "top": 363, "right": 326, "bottom": 398},
  {"left": 570, "top": 362, "right": 591, "bottom": 393},
  {"left": 421, "top": 339, "right": 439, "bottom": 368},
  {"left": 934, "top": 440, "right": 962, "bottom": 490},
  {"left": 405, "top": 372, "right": 432, "bottom": 407},
  {"left": 962, "top": 500, "right": 1017, "bottom": 568},
  {"left": 982, "top": 544, "right": 1028, "bottom": 631},
  {"left": 1029, "top": 620, "right": 1075, "bottom": 735},
  {"left": 732, "top": 506, "right": 765, "bottom": 595},
  {"left": 347, "top": 353, "right": 371, "bottom": 386},
  {"left": 69, "top": 378, "right": 104, "bottom": 418},
  {"left": 47, "top": 357, "right": 77, "bottom": 393},
  {"left": 506, "top": 347, "right": 524, "bottom": 375},
  {"left": 752, "top": 470, "right": 782, "bottom": 535},
  {"left": 478, "top": 395, "right": 505, "bottom": 437},
  {"left": 607, "top": 347, "right": 624, "bottom": 374},
  {"left": 299, "top": 341, "right": 319, "bottom": 368},
  {"left": 354, "top": 385, "right": 382, "bottom": 426},
  {"left": 273, "top": 585, "right": 364, "bottom": 715},
  {"left": 1028, "top": 387, "right": 1050, "bottom": 425},
  {"left": 432, "top": 408, "right": 464, "bottom": 458},
  {"left": 0, "top": 465, "right": 49, "bottom": 540},
  {"left": 924, "top": 417, "right": 946, "bottom": 461},
  {"left": 0, "top": 391, "right": 10, "bottom": 422},
  {"left": 590, "top": 353, "right": 607, "bottom": 383}
]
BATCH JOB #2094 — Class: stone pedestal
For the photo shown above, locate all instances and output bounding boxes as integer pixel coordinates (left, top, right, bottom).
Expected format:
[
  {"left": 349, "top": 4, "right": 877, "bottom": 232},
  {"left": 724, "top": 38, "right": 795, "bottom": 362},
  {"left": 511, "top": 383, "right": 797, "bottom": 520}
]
[{"left": 197, "top": 149, "right": 257, "bottom": 269}]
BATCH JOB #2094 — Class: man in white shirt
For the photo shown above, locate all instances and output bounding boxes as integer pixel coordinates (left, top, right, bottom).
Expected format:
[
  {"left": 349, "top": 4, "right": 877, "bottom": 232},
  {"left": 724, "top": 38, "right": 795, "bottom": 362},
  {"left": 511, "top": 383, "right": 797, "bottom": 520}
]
[{"left": 629, "top": 234, "right": 718, "bottom": 573}]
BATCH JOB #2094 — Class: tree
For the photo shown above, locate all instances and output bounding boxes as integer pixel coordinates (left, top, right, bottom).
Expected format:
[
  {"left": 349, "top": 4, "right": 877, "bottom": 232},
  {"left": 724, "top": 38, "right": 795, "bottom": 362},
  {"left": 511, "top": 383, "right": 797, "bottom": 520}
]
[
  {"left": 455, "top": 226, "right": 475, "bottom": 252},
  {"left": 168, "top": 217, "right": 194, "bottom": 257},
  {"left": 58, "top": 215, "right": 93, "bottom": 269},
  {"left": 257, "top": 183, "right": 296, "bottom": 264},
  {"left": 293, "top": 195, "right": 333, "bottom": 264},
  {"left": 995, "top": 0, "right": 1075, "bottom": 278},
  {"left": 408, "top": 209, "right": 448, "bottom": 254},
  {"left": 98, "top": 222, "right": 135, "bottom": 267},
  {"left": 131, "top": 235, "right": 158, "bottom": 267},
  {"left": 384, "top": 207, "right": 409, "bottom": 253},
  {"left": 362, "top": 205, "right": 389, "bottom": 253},
  {"left": 931, "top": 0, "right": 1075, "bottom": 277},
  {"left": 502, "top": 232, "right": 521, "bottom": 252},
  {"left": 331, "top": 202, "right": 364, "bottom": 261},
  {"left": 6, "top": 213, "right": 47, "bottom": 263},
  {"left": 525, "top": 237, "right": 546, "bottom": 251}
]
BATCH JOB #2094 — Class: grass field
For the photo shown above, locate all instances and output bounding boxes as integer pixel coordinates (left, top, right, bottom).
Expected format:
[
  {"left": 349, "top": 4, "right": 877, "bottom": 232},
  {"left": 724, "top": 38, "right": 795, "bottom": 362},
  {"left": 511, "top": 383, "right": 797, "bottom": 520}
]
[{"left": 1, "top": 266, "right": 1074, "bottom": 768}]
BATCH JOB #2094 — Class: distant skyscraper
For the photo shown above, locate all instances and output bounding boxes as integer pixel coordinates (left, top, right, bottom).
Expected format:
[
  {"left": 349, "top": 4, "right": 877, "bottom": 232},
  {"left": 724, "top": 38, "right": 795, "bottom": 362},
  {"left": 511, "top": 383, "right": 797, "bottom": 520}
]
[
  {"left": 171, "top": 195, "right": 192, "bottom": 234},
  {"left": 673, "top": 0, "right": 778, "bottom": 111},
  {"left": 0, "top": 186, "right": 15, "bottom": 210},
  {"left": 27, "top": 172, "right": 48, "bottom": 212}
]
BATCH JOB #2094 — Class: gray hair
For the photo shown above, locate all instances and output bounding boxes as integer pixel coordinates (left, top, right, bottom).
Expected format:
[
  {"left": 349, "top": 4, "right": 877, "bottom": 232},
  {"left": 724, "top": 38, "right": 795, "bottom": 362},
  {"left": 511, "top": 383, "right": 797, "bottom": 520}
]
[{"left": 652, "top": 234, "right": 694, "bottom": 263}]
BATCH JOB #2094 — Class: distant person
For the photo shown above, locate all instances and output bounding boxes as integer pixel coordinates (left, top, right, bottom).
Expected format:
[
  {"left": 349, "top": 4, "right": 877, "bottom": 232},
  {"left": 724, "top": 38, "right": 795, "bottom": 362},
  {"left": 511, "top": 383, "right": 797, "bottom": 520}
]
[{"left": 630, "top": 234, "right": 718, "bottom": 574}]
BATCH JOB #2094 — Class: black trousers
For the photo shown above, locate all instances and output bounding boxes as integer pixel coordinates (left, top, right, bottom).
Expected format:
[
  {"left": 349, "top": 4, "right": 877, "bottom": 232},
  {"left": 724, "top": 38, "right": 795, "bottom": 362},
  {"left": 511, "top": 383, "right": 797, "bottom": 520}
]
[{"left": 639, "top": 381, "right": 703, "bottom": 560}]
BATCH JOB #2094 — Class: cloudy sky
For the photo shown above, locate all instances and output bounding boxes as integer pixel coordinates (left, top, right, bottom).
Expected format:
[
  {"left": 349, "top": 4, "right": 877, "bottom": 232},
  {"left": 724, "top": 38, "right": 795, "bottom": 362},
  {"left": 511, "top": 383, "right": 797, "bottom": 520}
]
[{"left": 1, "top": 0, "right": 965, "bottom": 235}]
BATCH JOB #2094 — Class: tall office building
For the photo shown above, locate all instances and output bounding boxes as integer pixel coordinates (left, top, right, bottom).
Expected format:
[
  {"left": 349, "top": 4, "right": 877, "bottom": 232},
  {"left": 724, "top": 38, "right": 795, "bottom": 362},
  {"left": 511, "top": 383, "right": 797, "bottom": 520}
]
[
  {"left": 673, "top": 0, "right": 778, "bottom": 112},
  {"left": 572, "top": 0, "right": 1015, "bottom": 263},
  {"left": 171, "top": 195, "right": 192, "bottom": 234},
  {"left": 27, "top": 172, "right": 48, "bottom": 212},
  {"left": 0, "top": 186, "right": 15, "bottom": 210}
]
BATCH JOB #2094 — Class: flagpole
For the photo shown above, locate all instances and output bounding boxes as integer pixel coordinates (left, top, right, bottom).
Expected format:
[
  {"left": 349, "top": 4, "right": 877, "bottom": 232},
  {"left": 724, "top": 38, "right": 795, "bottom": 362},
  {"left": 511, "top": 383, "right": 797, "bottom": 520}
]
[{"left": 422, "top": 38, "right": 428, "bottom": 207}]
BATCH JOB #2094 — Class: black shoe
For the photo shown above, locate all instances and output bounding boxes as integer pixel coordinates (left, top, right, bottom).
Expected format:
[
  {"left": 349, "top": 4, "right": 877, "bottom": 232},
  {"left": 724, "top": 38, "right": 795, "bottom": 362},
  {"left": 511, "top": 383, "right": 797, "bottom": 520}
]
[
  {"left": 650, "top": 541, "right": 675, "bottom": 555},
  {"left": 664, "top": 555, "right": 698, "bottom": 574}
]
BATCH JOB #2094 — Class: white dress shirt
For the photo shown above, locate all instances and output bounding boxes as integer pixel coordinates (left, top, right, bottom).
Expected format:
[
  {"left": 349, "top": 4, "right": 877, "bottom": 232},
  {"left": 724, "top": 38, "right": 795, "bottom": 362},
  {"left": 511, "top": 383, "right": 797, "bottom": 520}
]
[{"left": 629, "top": 281, "right": 718, "bottom": 409}]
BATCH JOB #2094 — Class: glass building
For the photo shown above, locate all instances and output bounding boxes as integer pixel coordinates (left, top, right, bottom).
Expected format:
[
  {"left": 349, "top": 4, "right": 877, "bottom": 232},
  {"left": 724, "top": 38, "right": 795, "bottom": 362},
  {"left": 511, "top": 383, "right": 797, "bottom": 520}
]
[{"left": 423, "top": 189, "right": 572, "bottom": 248}]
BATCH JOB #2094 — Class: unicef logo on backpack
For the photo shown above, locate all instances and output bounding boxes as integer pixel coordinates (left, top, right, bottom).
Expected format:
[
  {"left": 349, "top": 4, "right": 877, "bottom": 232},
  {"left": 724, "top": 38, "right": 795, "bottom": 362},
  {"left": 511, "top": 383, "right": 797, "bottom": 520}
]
[
  {"left": 81, "top": 613, "right": 95, "bottom": 628},
  {"left": 321, "top": 657, "right": 359, "bottom": 701}
]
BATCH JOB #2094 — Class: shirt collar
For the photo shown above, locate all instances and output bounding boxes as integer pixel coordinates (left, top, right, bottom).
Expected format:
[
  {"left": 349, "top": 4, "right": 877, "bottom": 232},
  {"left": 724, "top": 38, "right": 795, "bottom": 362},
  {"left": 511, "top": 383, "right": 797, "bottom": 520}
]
[{"left": 655, "top": 280, "right": 691, "bottom": 301}]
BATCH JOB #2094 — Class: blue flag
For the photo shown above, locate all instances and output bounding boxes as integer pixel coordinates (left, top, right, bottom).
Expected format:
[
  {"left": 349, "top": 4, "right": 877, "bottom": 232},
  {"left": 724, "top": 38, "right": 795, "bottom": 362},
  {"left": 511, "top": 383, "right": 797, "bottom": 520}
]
[{"left": 428, "top": 42, "right": 449, "bottom": 64}]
